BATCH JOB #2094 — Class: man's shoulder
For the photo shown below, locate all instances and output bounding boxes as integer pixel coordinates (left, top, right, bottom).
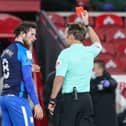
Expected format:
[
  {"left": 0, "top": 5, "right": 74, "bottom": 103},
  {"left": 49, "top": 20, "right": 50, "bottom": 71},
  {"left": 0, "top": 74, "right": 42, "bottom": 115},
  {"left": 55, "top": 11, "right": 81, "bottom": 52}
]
[
  {"left": 59, "top": 48, "right": 70, "bottom": 57},
  {"left": 1, "top": 43, "right": 17, "bottom": 57},
  {"left": 60, "top": 48, "right": 70, "bottom": 54}
]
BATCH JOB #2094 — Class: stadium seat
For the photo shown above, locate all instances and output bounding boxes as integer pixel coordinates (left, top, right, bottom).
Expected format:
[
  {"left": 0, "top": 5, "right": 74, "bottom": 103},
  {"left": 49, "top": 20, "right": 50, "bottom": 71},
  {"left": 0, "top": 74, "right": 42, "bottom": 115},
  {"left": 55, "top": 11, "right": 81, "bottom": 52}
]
[
  {"left": 66, "top": 14, "right": 95, "bottom": 26},
  {"left": 96, "top": 54, "right": 113, "bottom": 63},
  {"left": 95, "top": 14, "right": 123, "bottom": 28},
  {"left": 101, "top": 43, "right": 116, "bottom": 56},
  {"left": 95, "top": 26, "right": 123, "bottom": 42},
  {"left": 0, "top": 13, "right": 22, "bottom": 38},
  {"left": 96, "top": 54, "right": 125, "bottom": 74},
  {"left": 106, "top": 58, "right": 125, "bottom": 74},
  {"left": 105, "top": 27, "right": 126, "bottom": 42},
  {"left": 47, "top": 13, "right": 65, "bottom": 27},
  {"left": 114, "top": 40, "right": 126, "bottom": 57},
  {"left": 120, "top": 56, "right": 126, "bottom": 72},
  {"left": 83, "top": 39, "right": 91, "bottom": 46},
  {"left": 95, "top": 28, "right": 106, "bottom": 41}
]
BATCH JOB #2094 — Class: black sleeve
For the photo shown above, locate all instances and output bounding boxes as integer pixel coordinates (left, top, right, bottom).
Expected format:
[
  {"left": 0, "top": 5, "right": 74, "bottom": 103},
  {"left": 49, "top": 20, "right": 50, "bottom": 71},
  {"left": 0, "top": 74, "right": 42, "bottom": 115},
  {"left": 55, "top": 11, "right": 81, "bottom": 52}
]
[
  {"left": 90, "top": 79, "right": 99, "bottom": 93},
  {"left": 108, "top": 78, "right": 117, "bottom": 90}
]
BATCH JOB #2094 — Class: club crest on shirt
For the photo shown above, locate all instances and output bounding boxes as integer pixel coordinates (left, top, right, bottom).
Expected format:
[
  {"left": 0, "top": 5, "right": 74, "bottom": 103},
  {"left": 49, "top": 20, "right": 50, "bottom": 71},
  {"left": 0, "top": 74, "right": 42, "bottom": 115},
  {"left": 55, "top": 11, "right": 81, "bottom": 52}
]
[{"left": 26, "top": 51, "right": 32, "bottom": 60}]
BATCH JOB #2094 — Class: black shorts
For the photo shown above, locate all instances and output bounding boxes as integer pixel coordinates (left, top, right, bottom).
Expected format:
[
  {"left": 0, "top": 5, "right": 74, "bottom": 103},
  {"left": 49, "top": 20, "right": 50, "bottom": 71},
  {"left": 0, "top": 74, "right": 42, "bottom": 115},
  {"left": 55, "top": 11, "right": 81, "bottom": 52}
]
[{"left": 59, "top": 93, "right": 94, "bottom": 126}]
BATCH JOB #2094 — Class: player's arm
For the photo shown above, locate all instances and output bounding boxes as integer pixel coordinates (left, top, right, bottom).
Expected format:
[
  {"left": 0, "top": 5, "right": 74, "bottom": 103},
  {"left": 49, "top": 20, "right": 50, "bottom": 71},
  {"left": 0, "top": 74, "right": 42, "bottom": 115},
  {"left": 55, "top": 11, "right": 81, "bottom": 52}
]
[
  {"left": 18, "top": 47, "right": 43, "bottom": 119},
  {"left": 22, "top": 65, "right": 43, "bottom": 119},
  {"left": 22, "top": 65, "right": 39, "bottom": 105},
  {"left": 81, "top": 11, "right": 100, "bottom": 44}
]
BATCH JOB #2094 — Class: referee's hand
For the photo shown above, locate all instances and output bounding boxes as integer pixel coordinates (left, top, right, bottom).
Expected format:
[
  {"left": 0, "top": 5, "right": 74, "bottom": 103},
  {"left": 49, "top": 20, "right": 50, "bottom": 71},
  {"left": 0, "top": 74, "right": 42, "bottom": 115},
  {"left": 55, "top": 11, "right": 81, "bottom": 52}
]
[
  {"left": 34, "top": 104, "right": 43, "bottom": 120},
  {"left": 80, "top": 10, "right": 89, "bottom": 25},
  {"left": 48, "top": 103, "right": 56, "bottom": 116}
]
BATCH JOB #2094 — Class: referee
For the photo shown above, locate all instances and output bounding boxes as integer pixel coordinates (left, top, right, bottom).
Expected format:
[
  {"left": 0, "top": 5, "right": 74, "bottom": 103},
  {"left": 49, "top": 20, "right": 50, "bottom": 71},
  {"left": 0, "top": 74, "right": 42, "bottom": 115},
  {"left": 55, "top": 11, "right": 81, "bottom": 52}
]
[{"left": 48, "top": 11, "right": 102, "bottom": 126}]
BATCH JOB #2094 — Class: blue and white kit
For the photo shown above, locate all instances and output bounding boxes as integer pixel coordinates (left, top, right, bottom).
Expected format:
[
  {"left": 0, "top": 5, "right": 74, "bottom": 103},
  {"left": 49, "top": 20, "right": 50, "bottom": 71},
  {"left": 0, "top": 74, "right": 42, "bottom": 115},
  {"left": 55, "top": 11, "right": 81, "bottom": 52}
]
[{"left": 0, "top": 41, "right": 39, "bottom": 126}]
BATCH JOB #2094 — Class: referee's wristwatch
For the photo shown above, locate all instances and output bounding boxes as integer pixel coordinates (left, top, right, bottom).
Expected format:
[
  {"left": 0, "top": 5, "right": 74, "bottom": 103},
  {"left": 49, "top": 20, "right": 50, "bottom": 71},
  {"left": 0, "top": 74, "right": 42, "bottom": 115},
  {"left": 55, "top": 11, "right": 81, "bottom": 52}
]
[
  {"left": 49, "top": 98, "right": 57, "bottom": 105},
  {"left": 85, "top": 24, "right": 91, "bottom": 29}
]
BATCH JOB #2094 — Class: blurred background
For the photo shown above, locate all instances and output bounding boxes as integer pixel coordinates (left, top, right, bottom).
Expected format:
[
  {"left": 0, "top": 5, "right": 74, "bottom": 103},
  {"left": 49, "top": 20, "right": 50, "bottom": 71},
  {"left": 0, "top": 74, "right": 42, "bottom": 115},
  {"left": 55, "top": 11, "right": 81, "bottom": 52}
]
[{"left": 0, "top": 0, "right": 126, "bottom": 126}]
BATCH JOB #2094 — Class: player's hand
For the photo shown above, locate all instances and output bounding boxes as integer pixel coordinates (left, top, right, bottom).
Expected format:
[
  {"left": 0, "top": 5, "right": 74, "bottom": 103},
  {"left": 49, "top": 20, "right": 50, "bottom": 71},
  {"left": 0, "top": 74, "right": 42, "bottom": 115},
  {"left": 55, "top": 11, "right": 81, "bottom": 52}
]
[
  {"left": 32, "top": 64, "right": 40, "bottom": 72},
  {"left": 48, "top": 102, "right": 56, "bottom": 116},
  {"left": 34, "top": 104, "right": 43, "bottom": 120},
  {"left": 80, "top": 10, "right": 89, "bottom": 25}
]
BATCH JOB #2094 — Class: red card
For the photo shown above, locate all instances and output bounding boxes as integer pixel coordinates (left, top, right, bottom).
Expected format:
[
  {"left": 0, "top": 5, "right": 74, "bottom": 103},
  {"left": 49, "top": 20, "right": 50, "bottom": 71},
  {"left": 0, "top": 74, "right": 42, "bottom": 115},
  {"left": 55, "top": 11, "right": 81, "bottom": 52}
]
[{"left": 75, "top": 7, "right": 85, "bottom": 16}]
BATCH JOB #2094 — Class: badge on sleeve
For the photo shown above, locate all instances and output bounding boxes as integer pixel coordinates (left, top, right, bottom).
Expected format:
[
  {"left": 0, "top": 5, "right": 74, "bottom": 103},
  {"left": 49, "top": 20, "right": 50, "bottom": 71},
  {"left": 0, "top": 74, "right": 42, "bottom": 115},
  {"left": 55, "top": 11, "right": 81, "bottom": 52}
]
[{"left": 56, "top": 60, "right": 62, "bottom": 69}]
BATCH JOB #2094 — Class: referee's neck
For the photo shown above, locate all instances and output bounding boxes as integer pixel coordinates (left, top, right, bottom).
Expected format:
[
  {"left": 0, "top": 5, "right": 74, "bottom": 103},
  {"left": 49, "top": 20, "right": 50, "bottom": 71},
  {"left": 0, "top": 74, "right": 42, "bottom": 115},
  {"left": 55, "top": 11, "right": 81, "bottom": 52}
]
[{"left": 70, "top": 41, "right": 81, "bottom": 45}]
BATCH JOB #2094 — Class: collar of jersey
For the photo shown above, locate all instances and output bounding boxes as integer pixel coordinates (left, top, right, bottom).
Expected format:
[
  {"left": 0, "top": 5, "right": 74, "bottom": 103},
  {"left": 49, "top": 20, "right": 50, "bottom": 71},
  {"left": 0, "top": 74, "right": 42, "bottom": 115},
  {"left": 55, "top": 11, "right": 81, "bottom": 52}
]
[{"left": 14, "top": 41, "right": 26, "bottom": 48}]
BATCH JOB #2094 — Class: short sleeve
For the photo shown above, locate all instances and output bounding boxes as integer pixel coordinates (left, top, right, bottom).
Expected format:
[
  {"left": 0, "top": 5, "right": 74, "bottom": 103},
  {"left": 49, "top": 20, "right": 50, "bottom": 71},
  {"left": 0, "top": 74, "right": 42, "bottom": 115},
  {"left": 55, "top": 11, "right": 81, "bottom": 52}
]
[
  {"left": 17, "top": 44, "right": 32, "bottom": 66},
  {"left": 88, "top": 42, "right": 102, "bottom": 57},
  {"left": 56, "top": 50, "right": 68, "bottom": 77}
]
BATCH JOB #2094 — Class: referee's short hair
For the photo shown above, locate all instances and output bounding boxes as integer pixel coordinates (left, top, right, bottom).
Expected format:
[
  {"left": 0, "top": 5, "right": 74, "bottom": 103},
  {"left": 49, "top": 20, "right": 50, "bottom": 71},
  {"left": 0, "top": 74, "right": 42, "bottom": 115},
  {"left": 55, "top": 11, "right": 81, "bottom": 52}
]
[
  {"left": 14, "top": 21, "right": 37, "bottom": 37},
  {"left": 67, "top": 23, "right": 87, "bottom": 42}
]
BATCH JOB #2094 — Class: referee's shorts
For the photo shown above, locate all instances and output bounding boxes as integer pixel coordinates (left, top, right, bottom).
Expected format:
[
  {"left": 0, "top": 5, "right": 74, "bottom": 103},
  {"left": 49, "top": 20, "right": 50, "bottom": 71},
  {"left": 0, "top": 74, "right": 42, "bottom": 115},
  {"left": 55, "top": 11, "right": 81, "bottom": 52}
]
[{"left": 59, "top": 92, "right": 94, "bottom": 126}]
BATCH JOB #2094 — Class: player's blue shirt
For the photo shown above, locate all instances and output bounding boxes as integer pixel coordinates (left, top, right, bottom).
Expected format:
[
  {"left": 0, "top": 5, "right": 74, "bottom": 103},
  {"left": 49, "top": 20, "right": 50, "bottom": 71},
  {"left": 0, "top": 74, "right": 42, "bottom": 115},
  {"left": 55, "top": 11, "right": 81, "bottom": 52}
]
[{"left": 1, "top": 41, "right": 39, "bottom": 105}]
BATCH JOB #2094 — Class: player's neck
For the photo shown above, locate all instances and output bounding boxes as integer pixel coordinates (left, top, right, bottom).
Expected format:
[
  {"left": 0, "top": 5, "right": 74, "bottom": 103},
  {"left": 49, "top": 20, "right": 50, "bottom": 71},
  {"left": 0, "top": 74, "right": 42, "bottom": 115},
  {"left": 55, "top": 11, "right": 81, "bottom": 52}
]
[{"left": 15, "top": 37, "right": 24, "bottom": 45}]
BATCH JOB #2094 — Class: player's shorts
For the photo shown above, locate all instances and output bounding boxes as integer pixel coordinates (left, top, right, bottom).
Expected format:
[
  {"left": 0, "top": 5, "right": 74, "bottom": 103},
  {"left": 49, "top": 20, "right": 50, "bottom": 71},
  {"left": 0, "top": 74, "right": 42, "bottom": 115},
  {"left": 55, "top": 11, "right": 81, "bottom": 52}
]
[{"left": 0, "top": 95, "right": 34, "bottom": 126}]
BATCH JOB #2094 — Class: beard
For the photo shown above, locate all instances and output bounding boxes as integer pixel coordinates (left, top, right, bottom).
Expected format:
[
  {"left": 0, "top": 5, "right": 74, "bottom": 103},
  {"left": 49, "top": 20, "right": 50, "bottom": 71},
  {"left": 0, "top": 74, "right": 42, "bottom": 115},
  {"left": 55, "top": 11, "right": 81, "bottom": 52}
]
[{"left": 23, "top": 38, "right": 32, "bottom": 48}]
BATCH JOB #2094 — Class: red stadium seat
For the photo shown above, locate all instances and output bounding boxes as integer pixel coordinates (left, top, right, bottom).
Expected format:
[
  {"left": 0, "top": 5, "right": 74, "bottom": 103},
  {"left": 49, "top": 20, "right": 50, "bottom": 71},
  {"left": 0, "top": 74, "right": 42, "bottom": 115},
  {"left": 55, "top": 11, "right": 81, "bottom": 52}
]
[
  {"left": 96, "top": 54, "right": 113, "bottom": 63},
  {"left": 47, "top": 13, "right": 65, "bottom": 27},
  {"left": 83, "top": 39, "right": 91, "bottom": 46},
  {"left": 96, "top": 54, "right": 125, "bottom": 74},
  {"left": 114, "top": 40, "right": 126, "bottom": 57},
  {"left": 66, "top": 14, "right": 95, "bottom": 26},
  {"left": 95, "top": 26, "right": 123, "bottom": 42},
  {"left": 0, "top": 13, "right": 22, "bottom": 38},
  {"left": 120, "top": 56, "right": 126, "bottom": 72},
  {"left": 95, "top": 28, "right": 106, "bottom": 41},
  {"left": 105, "top": 27, "right": 126, "bottom": 42},
  {"left": 106, "top": 58, "right": 126, "bottom": 74},
  {"left": 101, "top": 43, "right": 116, "bottom": 56},
  {"left": 95, "top": 14, "right": 123, "bottom": 28}
]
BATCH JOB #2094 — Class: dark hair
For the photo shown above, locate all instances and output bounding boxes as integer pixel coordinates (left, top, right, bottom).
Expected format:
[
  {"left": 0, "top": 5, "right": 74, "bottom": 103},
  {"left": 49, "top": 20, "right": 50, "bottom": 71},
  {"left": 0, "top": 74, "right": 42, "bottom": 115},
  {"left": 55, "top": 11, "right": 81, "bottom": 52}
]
[
  {"left": 67, "top": 23, "right": 87, "bottom": 42},
  {"left": 14, "top": 21, "right": 37, "bottom": 37},
  {"left": 94, "top": 60, "right": 105, "bottom": 70}
]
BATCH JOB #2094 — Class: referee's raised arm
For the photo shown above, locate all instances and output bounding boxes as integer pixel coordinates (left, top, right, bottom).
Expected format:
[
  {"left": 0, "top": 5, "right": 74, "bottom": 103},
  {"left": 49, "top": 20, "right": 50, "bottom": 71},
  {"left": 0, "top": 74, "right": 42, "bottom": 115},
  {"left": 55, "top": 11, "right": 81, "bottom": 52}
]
[{"left": 81, "top": 11, "right": 101, "bottom": 44}]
